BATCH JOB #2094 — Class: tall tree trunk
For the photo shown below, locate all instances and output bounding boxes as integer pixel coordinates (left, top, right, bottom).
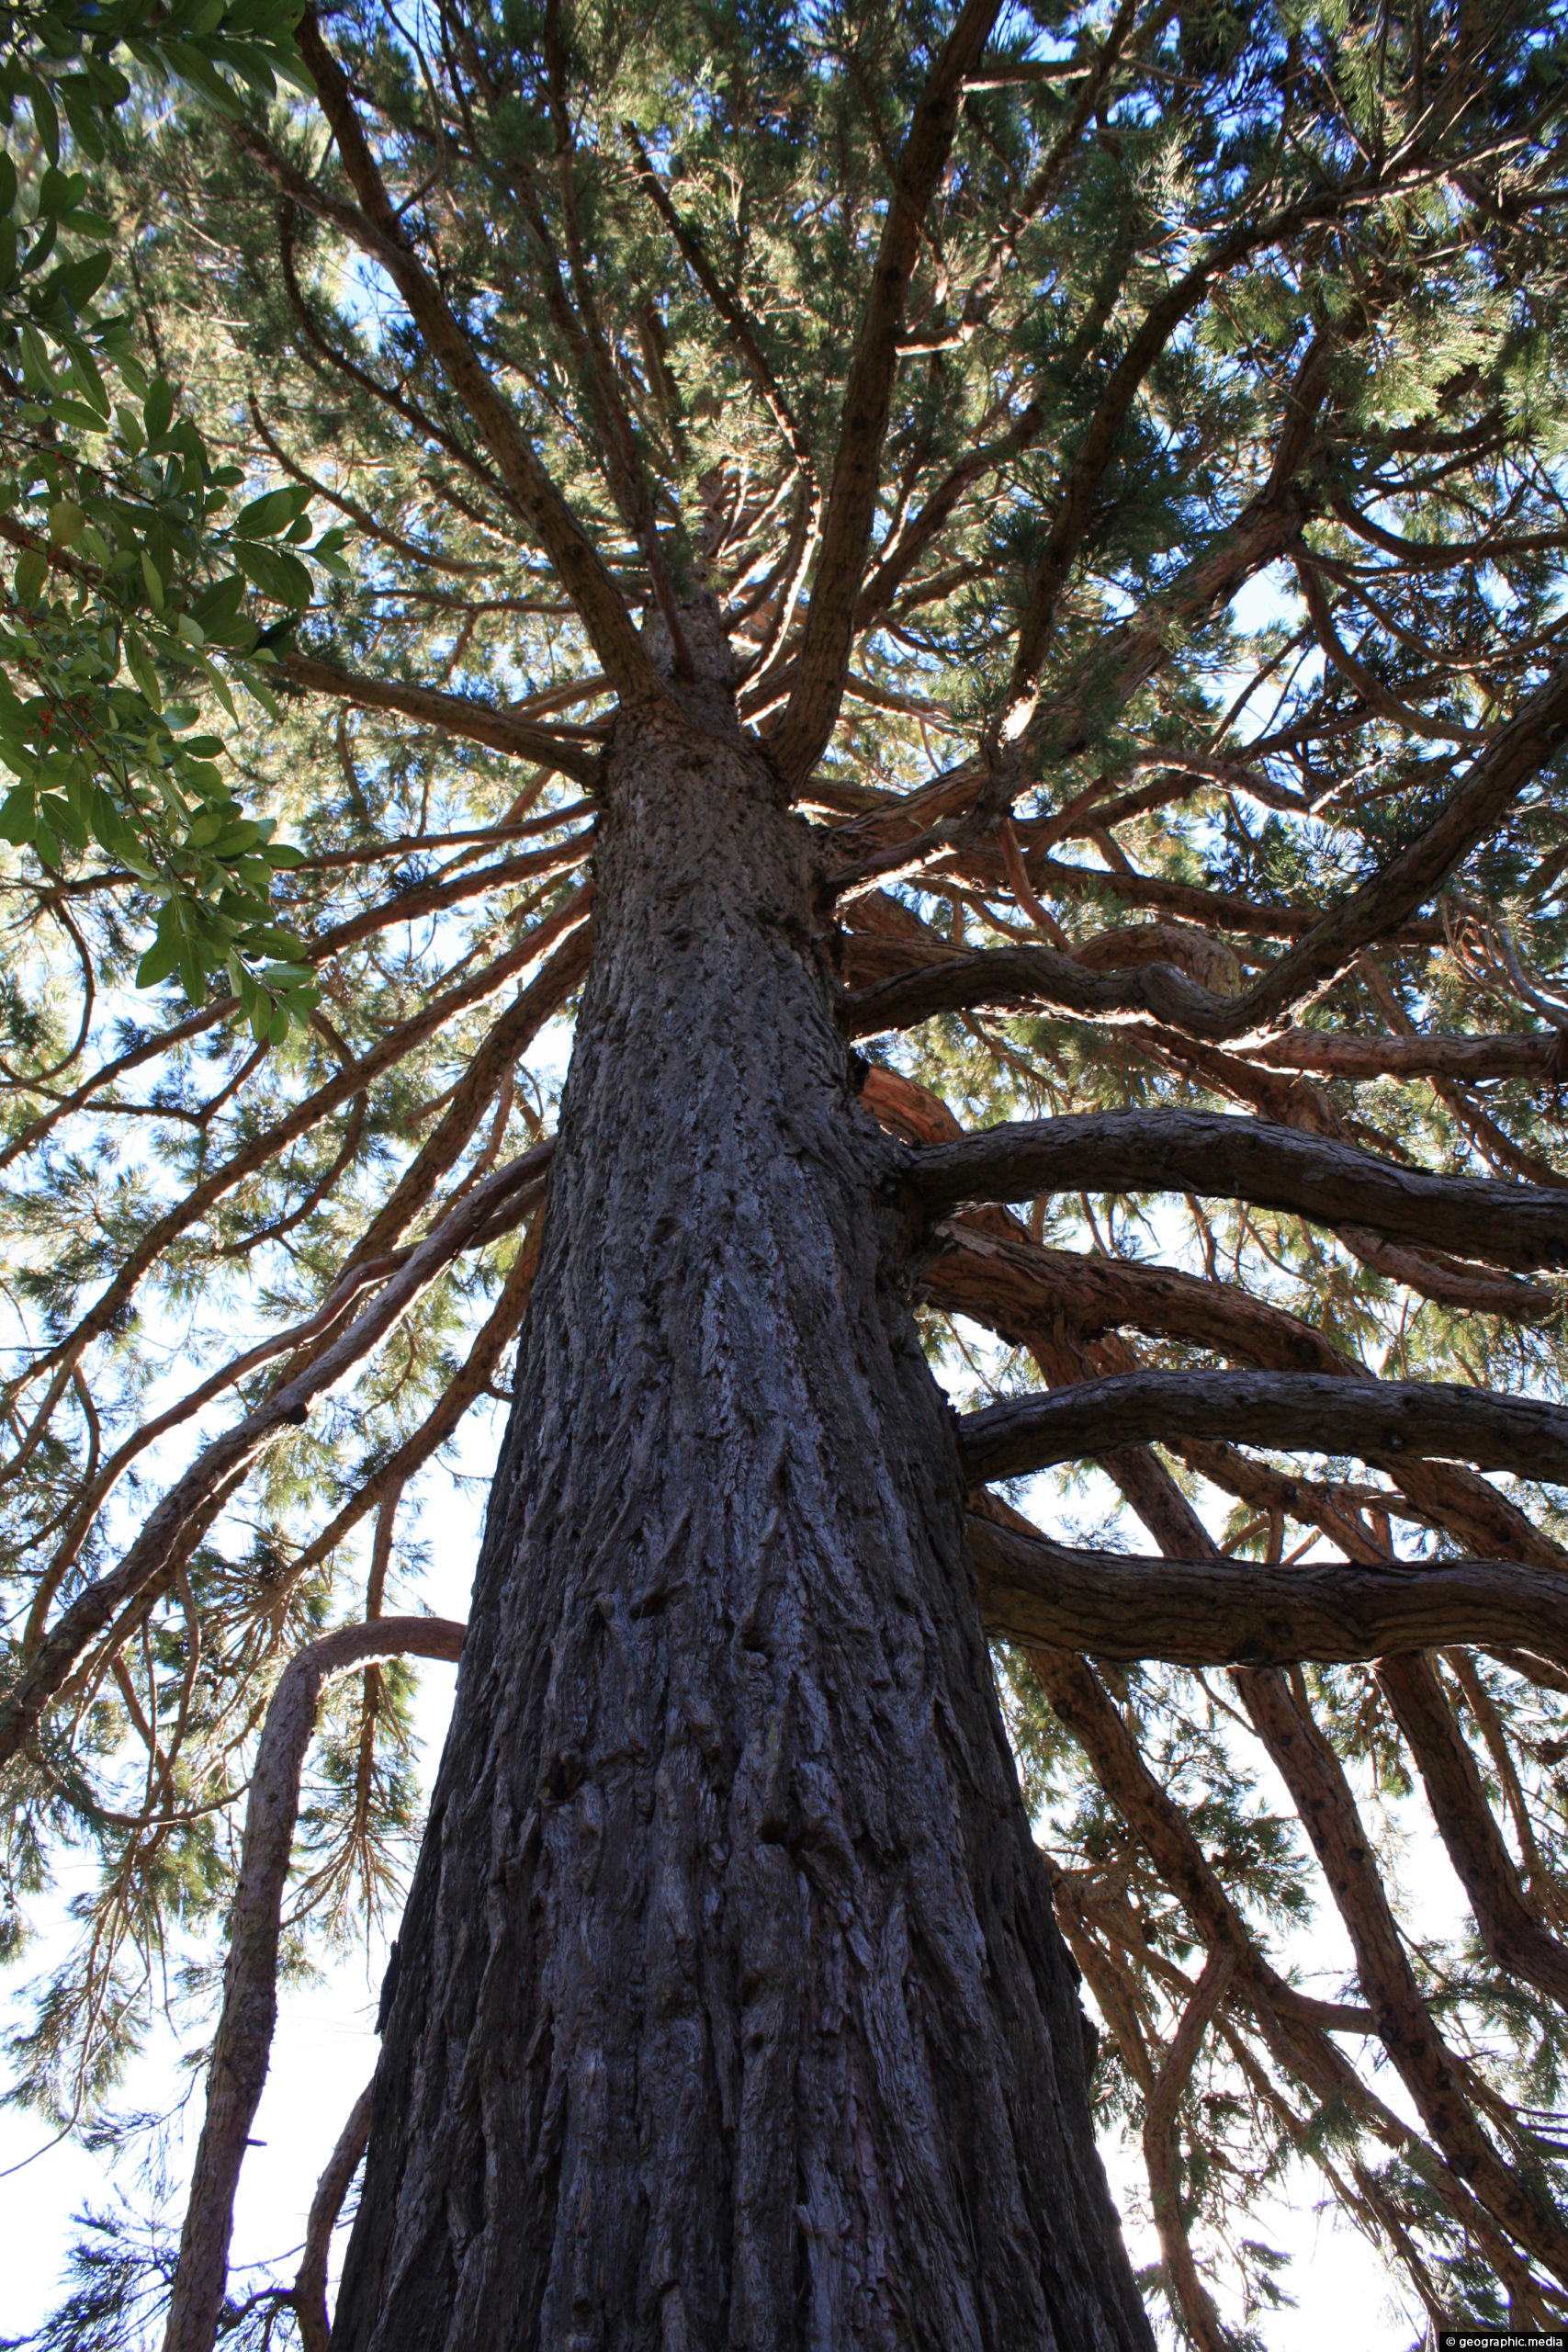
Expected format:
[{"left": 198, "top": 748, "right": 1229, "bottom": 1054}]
[{"left": 332, "top": 647, "right": 1150, "bottom": 2350}]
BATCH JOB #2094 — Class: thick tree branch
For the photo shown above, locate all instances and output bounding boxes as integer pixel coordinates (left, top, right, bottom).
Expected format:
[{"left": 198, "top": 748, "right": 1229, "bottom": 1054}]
[
  {"left": 960, "top": 1368, "right": 1568, "bottom": 1487},
  {"left": 844, "top": 945, "right": 1563, "bottom": 1088},
  {"left": 842, "top": 935, "right": 1246, "bottom": 1037},
  {"left": 292, "top": 2078, "right": 373, "bottom": 2352},
  {"left": 967, "top": 1513, "right": 1568, "bottom": 1679},
  {"left": 847, "top": 647, "right": 1568, "bottom": 1044},
  {"left": 1247, "top": 1030, "right": 1563, "bottom": 1080},
  {"left": 162, "top": 1619, "right": 465, "bottom": 2352},
  {"left": 914, "top": 1108, "right": 1568, "bottom": 1272},
  {"left": 880, "top": 1069, "right": 1565, "bottom": 1577},
  {"left": 1334, "top": 1222, "right": 1555, "bottom": 1317},
  {"left": 918, "top": 1212, "right": 1348, "bottom": 1374}
]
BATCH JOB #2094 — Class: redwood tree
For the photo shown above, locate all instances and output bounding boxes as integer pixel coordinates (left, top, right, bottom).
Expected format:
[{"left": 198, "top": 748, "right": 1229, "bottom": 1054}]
[{"left": 5, "top": 0, "right": 1568, "bottom": 2344}]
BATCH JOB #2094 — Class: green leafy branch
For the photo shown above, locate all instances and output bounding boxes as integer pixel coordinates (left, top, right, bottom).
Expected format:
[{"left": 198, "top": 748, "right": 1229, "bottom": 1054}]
[{"left": 0, "top": 0, "right": 328, "bottom": 1034}]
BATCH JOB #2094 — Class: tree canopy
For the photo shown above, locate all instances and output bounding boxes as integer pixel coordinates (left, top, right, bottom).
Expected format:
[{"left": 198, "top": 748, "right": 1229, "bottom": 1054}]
[{"left": 4, "top": 0, "right": 1568, "bottom": 2340}]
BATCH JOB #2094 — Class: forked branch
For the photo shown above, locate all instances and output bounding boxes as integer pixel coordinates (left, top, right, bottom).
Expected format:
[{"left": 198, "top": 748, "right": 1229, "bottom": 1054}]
[
  {"left": 262, "top": 17, "right": 661, "bottom": 705},
  {"left": 1375, "top": 1652, "right": 1568, "bottom": 2015},
  {"left": 1143, "top": 1946, "right": 1237, "bottom": 2352}
]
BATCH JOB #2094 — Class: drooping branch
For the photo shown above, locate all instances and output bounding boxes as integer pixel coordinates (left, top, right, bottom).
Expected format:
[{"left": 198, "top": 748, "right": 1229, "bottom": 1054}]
[
  {"left": 0, "top": 995, "right": 247, "bottom": 1174},
  {"left": 21, "top": 1247, "right": 402, "bottom": 1657},
  {"left": 321, "top": 910, "right": 587, "bottom": 1286},
  {"left": 161, "top": 1618, "right": 465, "bottom": 2352},
  {"left": 967, "top": 1513, "right": 1568, "bottom": 1679},
  {"left": 1012, "top": 1617, "right": 1568, "bottom": 2293},
  {"left": 914, "top": 1108, "right": 1568, "bottom": 1272},
  {"left": 1009, "top": 1627, "right": 1371, "bottom": 2036},
  {"left": 1292, "top": 549, "right": 1478, "bottom": 746},
  {"left": 280, "top": 1205, "right": 546, "bottom": 1591},
  {"left": 958, "top": 1368, "right": 1568, "bottom": 1487}
]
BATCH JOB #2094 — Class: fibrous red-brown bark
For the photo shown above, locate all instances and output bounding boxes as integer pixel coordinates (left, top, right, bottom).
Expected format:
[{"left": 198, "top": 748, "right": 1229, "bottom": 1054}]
[
  {"left": 964, "top": 1516, "right": 1568, "bottom": 1681},
  {"left": 331, "top": 661, "right": 1150, "bottom": 2350}
]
